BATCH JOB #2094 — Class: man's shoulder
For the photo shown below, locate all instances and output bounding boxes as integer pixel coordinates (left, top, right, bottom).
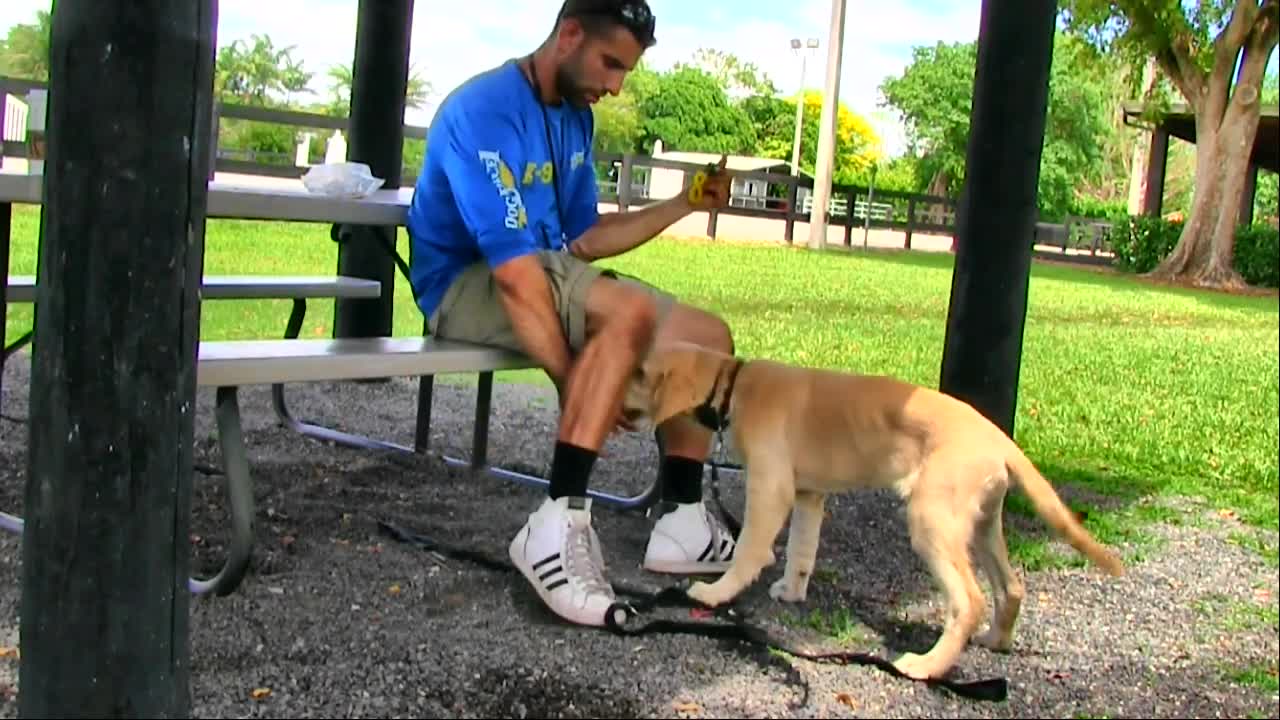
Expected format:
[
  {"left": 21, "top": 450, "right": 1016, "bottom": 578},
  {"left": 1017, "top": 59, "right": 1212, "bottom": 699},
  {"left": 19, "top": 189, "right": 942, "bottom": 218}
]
[{"left": 435, "top": 60, "right": 529, "bottom": 128}]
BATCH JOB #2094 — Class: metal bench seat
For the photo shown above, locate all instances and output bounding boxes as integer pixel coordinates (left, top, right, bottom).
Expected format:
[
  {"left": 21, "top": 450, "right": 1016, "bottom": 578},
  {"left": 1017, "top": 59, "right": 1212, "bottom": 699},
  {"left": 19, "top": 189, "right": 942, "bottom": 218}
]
[
  {"left": 196, "top": 336, "right": 530, "bottom": 386},
  {"left": 189, "top": 335, "right": 661, "bottom": 597},
  {"left": 2, "top": 277, "right": 664, "bottom": 598}
]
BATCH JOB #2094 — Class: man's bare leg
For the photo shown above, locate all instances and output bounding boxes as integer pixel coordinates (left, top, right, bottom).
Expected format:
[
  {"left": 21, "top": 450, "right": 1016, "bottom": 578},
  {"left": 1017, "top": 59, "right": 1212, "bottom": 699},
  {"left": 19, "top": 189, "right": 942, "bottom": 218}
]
[
  {"left": 547, "top": 282, "right": 658, "bottom": 499},
  {"left": 506, "top": 277, "right": 659, "bottom": 628},
  {"left": 644, "top": 302, "right": 738, "bottom": 573},
  {"left": 585, "top": 290, "right": 739, "bottom": 576}
]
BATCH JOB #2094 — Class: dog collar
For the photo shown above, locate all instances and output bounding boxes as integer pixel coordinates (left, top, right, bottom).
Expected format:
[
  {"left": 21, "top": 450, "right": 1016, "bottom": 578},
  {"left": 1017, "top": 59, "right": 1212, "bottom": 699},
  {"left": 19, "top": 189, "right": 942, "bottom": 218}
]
[{"left": 694, "top": 358, "right": 744, "bottom": 432}]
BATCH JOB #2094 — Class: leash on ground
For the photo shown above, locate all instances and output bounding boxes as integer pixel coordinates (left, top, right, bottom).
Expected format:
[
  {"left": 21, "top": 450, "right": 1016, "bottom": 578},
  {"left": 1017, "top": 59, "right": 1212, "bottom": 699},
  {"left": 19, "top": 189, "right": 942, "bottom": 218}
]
[{"left": 376, "top": 510, "right": 1008, "bottom": 703}]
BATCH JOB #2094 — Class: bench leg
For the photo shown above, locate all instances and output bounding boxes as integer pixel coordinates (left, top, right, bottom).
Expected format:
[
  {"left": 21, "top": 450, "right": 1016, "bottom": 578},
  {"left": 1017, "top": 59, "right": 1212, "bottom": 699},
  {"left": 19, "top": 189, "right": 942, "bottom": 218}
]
[
  {"left": 0, "top": 511, "right": 22, "bottom": 535},
  {"left": 1, "top": 386, "right": 257, "bottom": 596},
  {"left": 3, "top": 330, "right": 33, "bottom": 364},
  {"left": 189, "top": 386, "right": 257, "bottom": 596},
  {"left": 414, "top": 374, "right": 433, "bottom": 453},
  {"left": 439, "top": 371, "right": 662, "bottom": 513},
  {"left": 265, "top": 301, "right": 660, "bottom": 514},
  {"left": 270, "top": 298, "right": 419, "bottom": 454},
  {"left": 471, "top": 371, "right": 493, "bottom": 469}
]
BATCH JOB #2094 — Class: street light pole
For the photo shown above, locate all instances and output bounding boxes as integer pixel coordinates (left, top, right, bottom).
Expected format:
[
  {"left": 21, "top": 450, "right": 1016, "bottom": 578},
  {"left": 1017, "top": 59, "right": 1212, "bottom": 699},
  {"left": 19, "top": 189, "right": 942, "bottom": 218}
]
[
  {"left": 789, "top": 37, "right": 818, "bottom": 177},
  {"left": 807, "top": 0, "right": 848, "bottom": 251}
]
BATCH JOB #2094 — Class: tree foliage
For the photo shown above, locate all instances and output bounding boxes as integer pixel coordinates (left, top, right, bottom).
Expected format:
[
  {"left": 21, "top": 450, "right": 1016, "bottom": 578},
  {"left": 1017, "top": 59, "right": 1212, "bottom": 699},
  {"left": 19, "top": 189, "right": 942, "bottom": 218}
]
[
  {"left": 879, "top": 32, "right": 1121, "bottom": 221},
  {"left": 0, "top": 10, "right": 49, "bottom": 81},
  {"left": 1060, "top": 0, "right": 1280, "bottom": 288},
  {"left": 636, "top": 65, "right": 760, "bottom": 154},
  {"left": 591, "top": 54, "right": 882, "bottom": 188}
]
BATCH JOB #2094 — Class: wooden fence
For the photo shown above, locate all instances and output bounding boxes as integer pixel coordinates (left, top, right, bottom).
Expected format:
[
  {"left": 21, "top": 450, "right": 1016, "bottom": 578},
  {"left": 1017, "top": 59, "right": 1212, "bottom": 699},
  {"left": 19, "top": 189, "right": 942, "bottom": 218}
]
[{"left": 3, "top": 74, "right": 979, "bottom": 249}]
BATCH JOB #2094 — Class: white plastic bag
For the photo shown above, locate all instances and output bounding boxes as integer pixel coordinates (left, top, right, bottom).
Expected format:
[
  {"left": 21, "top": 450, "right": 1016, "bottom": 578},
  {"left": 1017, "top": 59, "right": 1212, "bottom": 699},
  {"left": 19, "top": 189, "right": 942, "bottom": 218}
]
[{"left": 301, "top": 161, "right": 385, "bottom": 198}]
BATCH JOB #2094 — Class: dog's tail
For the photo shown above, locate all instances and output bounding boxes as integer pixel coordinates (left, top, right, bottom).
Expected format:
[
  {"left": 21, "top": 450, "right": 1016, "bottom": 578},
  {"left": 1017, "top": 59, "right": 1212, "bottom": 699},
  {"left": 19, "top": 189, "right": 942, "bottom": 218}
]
[{"left": 1003, "top": 444, "right": 1124, "bottom": 577}]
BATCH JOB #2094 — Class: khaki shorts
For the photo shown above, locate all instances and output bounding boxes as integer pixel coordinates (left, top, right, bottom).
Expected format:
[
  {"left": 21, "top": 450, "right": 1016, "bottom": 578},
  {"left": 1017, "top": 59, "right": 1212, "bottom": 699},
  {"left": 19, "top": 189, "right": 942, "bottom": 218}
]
[{"left": 427, "top": 250, "right": 676, "bottom": 352}]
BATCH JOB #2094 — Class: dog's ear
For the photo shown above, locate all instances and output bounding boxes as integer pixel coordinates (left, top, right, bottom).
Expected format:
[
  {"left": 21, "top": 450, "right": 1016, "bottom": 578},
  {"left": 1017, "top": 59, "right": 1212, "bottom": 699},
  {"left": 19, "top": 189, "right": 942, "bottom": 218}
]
[{"left": 648, "top": 351, "right": 703, "bottom": 426}]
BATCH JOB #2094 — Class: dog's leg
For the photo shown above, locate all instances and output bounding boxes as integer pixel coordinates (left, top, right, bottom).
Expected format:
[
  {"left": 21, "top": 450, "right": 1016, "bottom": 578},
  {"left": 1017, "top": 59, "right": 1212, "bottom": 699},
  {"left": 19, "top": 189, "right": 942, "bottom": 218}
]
[
  {"left": 892, "top": 483, "right": 986, "bottom": 681},
  {"left": 973, "top": 505, "right": 1024, "bottom": 652},
  {"left": 688, "top": 458, "right": 794, "bottom": 608},
  {"left": 770, "top": 490, "right": 826, "bottom": 603}
]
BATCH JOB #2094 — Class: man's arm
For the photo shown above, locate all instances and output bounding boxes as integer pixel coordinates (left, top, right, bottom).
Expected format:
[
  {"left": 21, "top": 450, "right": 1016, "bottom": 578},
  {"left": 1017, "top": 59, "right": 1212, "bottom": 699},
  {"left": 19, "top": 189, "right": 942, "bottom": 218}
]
[
  {"left": 568, "top": 194, "right": 693, "bottom": 262},
  {"left": 441, "top": 113, "right": 573, "bottom": 392},
  {"left": 566, "top": 156, "right": 731, "bottom": 262}
]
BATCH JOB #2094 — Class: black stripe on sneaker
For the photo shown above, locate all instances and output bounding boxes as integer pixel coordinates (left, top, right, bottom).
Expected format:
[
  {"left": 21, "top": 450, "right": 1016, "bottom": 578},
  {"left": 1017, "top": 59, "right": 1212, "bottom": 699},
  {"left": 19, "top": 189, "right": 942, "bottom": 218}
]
[
  {"left": 720, "top": 539, "right": 735, "bottom": 560},
  {"left": 532, "top": 552, "right": 559, "bottom": 571},
  {"left": 545, "top": 578, "right": 568, "bottom": 591},
  {"left": 538, "top": 565, "right": 562, "bottom": 581},
  {"left": 698, "top": 538, "right": 715, "bottom": 562}
]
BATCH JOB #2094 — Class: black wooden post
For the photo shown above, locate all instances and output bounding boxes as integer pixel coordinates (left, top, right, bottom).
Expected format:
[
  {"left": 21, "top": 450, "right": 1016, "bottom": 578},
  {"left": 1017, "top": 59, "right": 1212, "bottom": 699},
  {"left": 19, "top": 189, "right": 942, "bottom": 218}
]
[
  {"left": 937, "top": 0, "right": 1055, "bottom": 437},
  {"left": 784, "top": 180, "right": 799, "bottom": 243},
  {"left": 1239, "top": 162, "right": 1258, "bottom": 226},
  {"left": 334, "top": 0, "right": 414, "bottom": 339},
  {"left": 1, "top": 201, "right": 10, "bottom": 408},
  {"left": 19, "top": 0, "right": 216, "bottom": 716},
  {"left": 1142, "top": 128, "right": 1169, "bottom": 217}
]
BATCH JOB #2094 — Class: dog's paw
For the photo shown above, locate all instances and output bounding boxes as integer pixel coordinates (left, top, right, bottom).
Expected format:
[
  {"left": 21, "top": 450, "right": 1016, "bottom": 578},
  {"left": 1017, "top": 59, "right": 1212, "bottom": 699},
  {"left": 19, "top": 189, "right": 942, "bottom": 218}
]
[
  {"left": 892, "top": 652, "right": 942, "bottom": 681},
  {"left": 686, "top": 580, "right": 730, "bottom": 608},
  {"left": 973, "top": 628, "right": 1013, "bottom": 653},
  {"left": 769, "top": 577, "right": 807, "bottom": 603}
]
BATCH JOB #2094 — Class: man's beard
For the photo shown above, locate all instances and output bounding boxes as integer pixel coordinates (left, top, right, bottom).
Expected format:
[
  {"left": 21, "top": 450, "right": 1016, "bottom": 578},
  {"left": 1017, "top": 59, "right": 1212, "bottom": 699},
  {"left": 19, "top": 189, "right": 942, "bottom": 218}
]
[{"left": 553, "top": 58, "right": 595, "bottom": 109}]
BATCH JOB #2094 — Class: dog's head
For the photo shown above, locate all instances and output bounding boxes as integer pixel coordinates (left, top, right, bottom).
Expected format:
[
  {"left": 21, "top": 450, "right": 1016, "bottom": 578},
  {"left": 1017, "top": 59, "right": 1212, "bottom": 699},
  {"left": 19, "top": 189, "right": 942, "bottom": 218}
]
[{"left": 622, "top": 342, "right": 739, "bottom": 429}]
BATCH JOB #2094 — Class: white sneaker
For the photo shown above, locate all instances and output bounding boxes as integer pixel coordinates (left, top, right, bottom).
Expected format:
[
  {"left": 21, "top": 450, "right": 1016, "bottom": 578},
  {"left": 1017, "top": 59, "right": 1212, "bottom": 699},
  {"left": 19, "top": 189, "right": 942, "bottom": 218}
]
[
  {"left": 642, "top": 501, "right": 737, "bottom": 575},
  {"left": 509, "top": 495, "right": 616, "bottom": 627}
]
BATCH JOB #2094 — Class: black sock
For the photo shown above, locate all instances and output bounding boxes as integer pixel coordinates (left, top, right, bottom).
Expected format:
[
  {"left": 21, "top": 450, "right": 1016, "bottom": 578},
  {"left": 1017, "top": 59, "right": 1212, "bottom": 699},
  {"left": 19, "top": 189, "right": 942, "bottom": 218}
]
[
  {"left": 660, "top": 455, "right": 704, "bottom": 505},
  {"left": 548, "top": 441, "right": 597, "bottom": 500}
]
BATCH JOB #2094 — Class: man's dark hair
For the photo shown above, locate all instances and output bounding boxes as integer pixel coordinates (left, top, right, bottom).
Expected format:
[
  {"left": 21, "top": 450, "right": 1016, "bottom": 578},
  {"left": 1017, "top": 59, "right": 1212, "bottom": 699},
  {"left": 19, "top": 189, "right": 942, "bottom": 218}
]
[{"left": 556, "top": 0, "right": 657, "bottom": 48}]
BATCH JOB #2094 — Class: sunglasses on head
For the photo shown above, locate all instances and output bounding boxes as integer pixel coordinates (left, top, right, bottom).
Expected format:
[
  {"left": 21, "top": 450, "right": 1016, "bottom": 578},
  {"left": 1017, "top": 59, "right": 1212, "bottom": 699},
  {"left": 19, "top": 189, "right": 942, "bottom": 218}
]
[
  {"left": 567, "top": 0, "right": 656, "bottom": 43},
  {"left": 615, "top": 1, "right": 655, "bottom": 37}
]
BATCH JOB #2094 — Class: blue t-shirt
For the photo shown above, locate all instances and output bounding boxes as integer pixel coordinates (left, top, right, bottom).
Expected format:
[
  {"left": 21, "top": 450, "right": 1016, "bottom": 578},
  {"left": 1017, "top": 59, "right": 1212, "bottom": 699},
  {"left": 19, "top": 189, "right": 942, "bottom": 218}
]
[{"left": 406, "top": 59, "right": 600, "bottom": 319}]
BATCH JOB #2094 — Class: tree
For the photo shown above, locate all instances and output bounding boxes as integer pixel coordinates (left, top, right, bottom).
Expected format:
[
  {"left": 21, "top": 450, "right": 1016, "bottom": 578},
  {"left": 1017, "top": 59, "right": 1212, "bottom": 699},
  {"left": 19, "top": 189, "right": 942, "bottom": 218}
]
[
  {"left": 1061, "top": 0, "right": 1279, "bottom": 289},
  {"left": 879, "top": 33, "right": 1126, "bottom": 221},
  {"left": 214, "top": 34, "right": 313, "bottom": 106},
  {"left": 324, "top": 61, "right": 433, "bottom": 115},
  {"left": 635, "top": 65, "right": 758, "bottom": 154},
  {"left": 0, "top": 9, "right": 51, "bottom": 80},
  {"left": 591, "top": 90, "right": 645, "bottom": 153},
  {"left": 738, "top": 90, "right": 882, "bottom": 181},
  {"left": 878, "top": 41, "right": 976, "bottom": 199},
  {"left": 681, "top": 47, "right": 780, "bottom": 99}
]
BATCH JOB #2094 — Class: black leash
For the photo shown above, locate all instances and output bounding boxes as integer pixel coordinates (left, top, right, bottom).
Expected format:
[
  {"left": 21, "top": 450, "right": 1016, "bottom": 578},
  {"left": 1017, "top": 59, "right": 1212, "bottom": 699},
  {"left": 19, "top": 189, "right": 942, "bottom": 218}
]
[{"left": 376, "top": 518, "right": 1009, "bottom": 703}]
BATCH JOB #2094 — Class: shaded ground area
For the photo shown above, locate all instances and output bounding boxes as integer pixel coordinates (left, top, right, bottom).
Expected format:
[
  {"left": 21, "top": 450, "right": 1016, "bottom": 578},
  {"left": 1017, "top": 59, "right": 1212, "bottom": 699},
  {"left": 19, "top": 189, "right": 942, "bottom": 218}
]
[{"left": 0, "top": 353, "right": 1276, "bottom": 718}]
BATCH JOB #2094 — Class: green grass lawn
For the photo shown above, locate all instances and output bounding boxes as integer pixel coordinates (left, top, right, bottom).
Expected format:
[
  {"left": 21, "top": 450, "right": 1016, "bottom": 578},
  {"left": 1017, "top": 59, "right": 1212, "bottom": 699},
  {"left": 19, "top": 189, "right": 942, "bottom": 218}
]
[{"left": 5, "top": 204, "right": 1278, "bottom": 563}]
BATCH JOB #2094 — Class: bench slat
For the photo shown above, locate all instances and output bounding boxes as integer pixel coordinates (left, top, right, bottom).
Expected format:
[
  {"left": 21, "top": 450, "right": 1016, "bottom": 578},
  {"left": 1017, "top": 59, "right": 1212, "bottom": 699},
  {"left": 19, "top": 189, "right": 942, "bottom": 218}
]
[
  {"left": 5, "top": 274, "right": 381, "bottom": 303},
  {"left": 196, "top": 336, "right": 536, "bottom": 387}
]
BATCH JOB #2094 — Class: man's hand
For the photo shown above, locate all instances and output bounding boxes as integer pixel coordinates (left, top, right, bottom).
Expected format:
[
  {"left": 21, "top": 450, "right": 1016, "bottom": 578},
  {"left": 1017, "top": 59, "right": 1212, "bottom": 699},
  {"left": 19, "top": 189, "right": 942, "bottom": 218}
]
[{"left": 686, "top": 155, "right": 732, "bottom": 211}]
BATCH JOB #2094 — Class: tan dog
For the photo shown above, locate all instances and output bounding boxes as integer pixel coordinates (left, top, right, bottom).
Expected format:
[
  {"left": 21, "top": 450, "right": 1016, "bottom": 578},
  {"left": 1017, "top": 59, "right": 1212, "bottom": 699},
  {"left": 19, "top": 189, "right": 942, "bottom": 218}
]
[{"left": 622, "top": 342, "right": 1124, "bottom": 681}]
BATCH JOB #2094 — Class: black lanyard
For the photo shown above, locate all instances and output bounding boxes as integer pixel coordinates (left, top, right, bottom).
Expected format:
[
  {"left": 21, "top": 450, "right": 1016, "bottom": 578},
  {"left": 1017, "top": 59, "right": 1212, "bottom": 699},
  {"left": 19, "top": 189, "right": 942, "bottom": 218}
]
[{"left": 521, "top": 55, "right": 567, "bottom": 249}]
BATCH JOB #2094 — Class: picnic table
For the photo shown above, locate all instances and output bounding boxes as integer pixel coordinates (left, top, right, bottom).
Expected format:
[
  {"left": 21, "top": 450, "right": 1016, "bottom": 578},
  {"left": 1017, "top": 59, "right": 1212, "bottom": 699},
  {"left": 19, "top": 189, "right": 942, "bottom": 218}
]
[
  {"left": 0, "top": 172, "right": 659, "bottom": 597},
  {"left": 0, "top": 172, "right": 407, "bottom": 401}
]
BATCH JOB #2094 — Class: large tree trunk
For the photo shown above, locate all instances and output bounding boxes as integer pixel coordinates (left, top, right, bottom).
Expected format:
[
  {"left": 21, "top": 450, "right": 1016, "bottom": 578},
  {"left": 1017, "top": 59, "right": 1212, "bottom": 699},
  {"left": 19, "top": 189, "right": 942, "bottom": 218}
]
[
  {"left": 1149, "top": 107, "right": 1258, "bottom": 288},
  {"left": 1147, "top": 0, "right": 1277, "bottom": 290}
]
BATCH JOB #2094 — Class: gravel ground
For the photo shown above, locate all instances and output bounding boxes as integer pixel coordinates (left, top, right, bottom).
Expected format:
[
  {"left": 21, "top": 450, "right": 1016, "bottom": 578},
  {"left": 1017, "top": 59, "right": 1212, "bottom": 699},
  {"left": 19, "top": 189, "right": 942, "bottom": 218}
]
[{"left": 0, "top": 352, "right": 1277, "bottom": 719}]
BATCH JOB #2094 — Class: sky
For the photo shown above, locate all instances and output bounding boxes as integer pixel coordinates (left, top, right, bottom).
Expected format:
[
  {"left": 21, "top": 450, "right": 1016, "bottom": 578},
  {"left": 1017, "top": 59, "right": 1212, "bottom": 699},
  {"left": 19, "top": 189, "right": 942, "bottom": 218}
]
[{"left": 1, "top": 0, "right": 990, "bottom": 157}]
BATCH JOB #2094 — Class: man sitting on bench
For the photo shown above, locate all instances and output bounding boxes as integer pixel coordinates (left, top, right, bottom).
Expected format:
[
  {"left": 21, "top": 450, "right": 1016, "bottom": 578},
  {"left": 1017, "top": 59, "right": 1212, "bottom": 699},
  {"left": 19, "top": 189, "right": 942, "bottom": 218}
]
[{"left": 405, "top": 0, "right": 738, "bottom": 627}]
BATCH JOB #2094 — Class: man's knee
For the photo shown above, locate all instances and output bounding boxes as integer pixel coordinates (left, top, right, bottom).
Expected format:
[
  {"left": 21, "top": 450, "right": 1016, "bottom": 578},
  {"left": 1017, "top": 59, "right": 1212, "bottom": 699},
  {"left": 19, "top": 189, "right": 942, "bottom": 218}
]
[
  {"left": 662, "top": 303, "right": 733, "bottom": 354},
  {"left": 607, "top": 286, "right": 660, "bottom": 356},
  {"left": 709, "top": 311, "right": 733, "bottom": 354}
]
